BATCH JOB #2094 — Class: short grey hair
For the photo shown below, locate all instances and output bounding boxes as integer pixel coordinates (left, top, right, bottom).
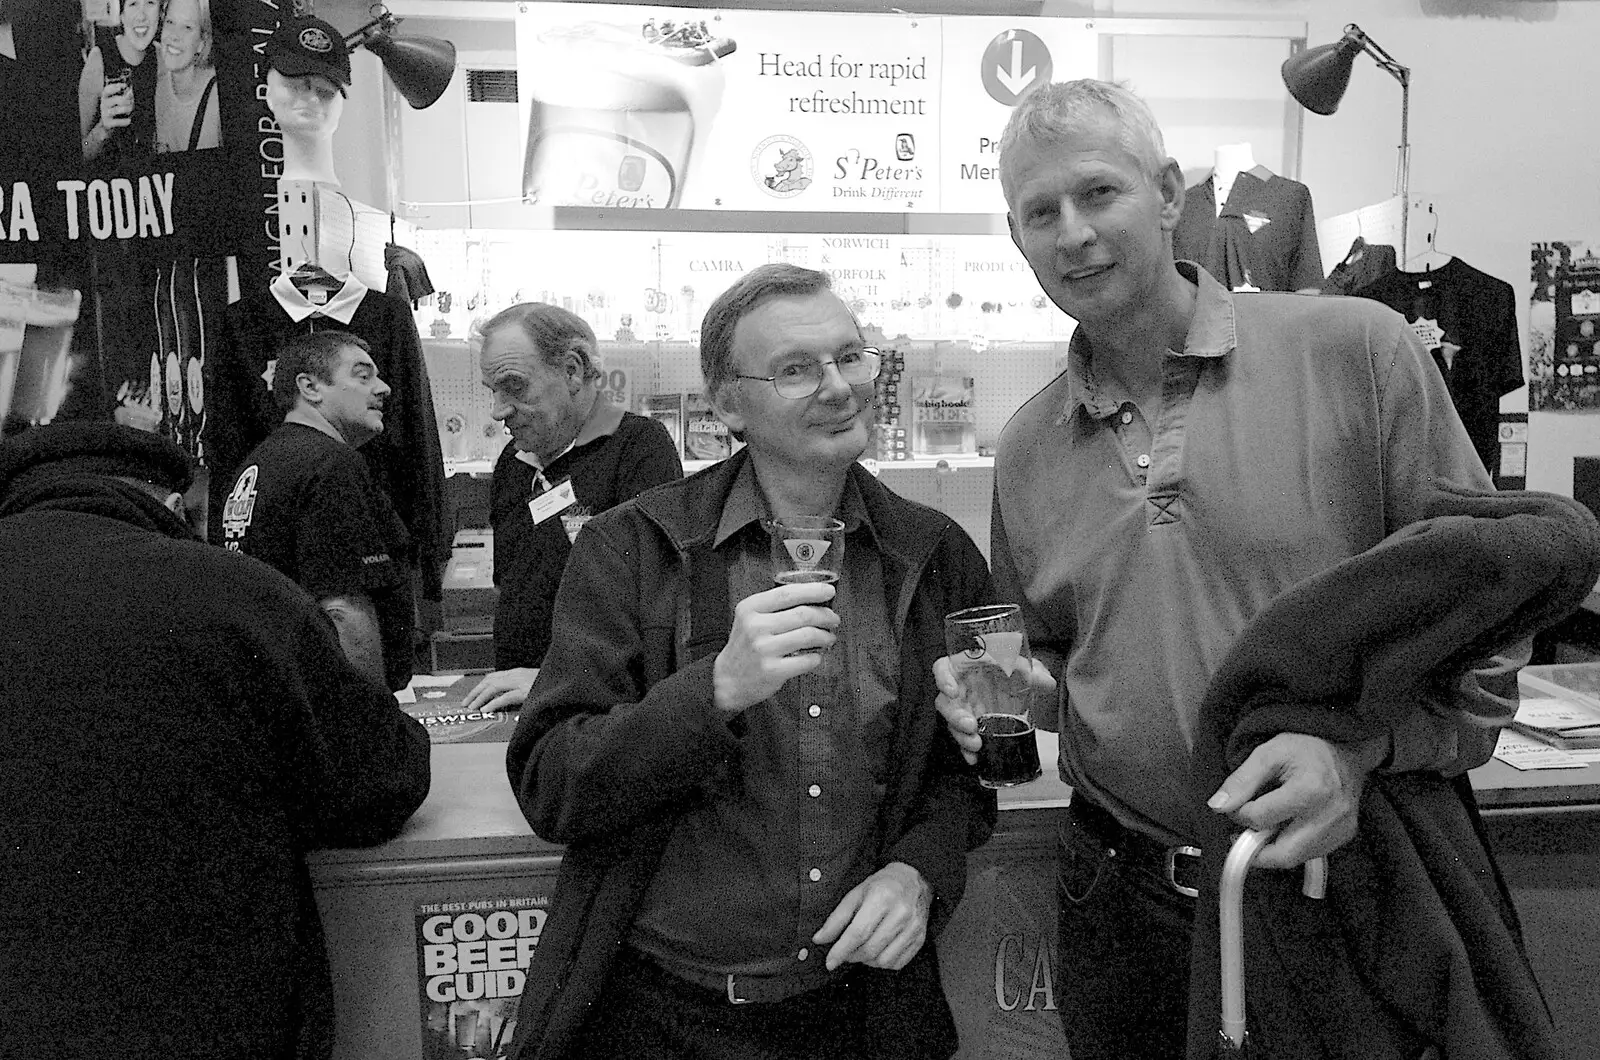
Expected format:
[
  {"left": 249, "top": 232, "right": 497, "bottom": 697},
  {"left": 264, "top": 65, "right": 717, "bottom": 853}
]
[
  {"left": 477, "top": 302, "right": 603, "bottom": 383},
  {"left": 999, "top": 79, "right": 1168, "bottom": 202},
  {"left": 699, "top": 264, "right": 835, "bottom": 399}
]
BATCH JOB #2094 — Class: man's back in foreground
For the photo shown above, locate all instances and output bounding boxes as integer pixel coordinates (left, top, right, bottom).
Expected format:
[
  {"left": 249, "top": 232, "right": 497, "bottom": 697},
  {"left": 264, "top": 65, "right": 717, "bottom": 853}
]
[{"left": 0, "top": 422, "right": 431, "bottom": 1060}]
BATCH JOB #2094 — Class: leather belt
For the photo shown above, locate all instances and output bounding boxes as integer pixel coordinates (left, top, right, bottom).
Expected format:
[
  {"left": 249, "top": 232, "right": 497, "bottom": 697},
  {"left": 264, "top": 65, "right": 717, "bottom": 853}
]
[
  {"left": 1068, "top": 795, "right": 1203, "bottom": 899},
  {"left": 622, "top": 946, "right": 843, "bottom": 1006}
]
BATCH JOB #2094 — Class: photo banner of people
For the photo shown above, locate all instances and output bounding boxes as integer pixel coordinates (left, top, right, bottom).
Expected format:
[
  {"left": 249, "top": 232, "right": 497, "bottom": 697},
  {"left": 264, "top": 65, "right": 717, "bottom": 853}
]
[
  {"left": 0, "top": 0, "right": 286, "bottom": 460},
  {"left": 513, "top": 3, "right": 1096, "bottom": 215}
]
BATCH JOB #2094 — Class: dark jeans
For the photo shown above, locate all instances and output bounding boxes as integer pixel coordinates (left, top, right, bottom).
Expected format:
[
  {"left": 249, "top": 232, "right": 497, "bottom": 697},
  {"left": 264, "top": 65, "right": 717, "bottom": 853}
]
[
  {"left": 570, "top": 947, "right": 870, "bottom": 1060},
  {"left": 1055, "top": 808, "right": 1196, "bottom": 1060}
]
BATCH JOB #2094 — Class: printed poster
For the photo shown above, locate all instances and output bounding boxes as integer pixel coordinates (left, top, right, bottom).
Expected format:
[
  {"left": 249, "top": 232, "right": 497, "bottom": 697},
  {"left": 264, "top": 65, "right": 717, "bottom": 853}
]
[
  {"left": 0, "top": 1, "right": 301, "bottom": 460},
  {"left": 513, "top": 3, "right": 1094, "bottom": 215},
  {"left": 1530, "top": 240, "right": 1600, "bottom": 410},
  {"left": 418, "top": 894, "right": 551, "bottom": 1060}
]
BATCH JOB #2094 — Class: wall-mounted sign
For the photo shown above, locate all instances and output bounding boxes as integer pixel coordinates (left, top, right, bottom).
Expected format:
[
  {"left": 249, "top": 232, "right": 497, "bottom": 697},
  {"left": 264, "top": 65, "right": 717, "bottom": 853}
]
[{"left": 513, "top": 3, "right": 1095, "bottom": 215}]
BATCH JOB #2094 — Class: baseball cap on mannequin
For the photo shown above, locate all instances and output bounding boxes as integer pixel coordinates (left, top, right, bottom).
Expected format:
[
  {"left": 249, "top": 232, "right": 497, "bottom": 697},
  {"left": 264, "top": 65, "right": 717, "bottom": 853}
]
[{"left": 265, "top": 14, "right": 352, "bottom": 96}]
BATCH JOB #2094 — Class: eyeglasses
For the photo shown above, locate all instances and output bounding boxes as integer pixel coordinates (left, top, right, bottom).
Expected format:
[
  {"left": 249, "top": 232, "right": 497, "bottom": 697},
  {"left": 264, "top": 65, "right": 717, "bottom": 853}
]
[{"left": 735, "top": 348, "right": 882, "bottom": 400}]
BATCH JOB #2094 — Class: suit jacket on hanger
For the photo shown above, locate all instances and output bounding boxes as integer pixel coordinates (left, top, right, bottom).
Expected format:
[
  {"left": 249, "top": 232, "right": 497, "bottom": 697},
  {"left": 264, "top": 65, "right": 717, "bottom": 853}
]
[{"left": 1174, "top": 168, "right": 1324, "bottom": 294}]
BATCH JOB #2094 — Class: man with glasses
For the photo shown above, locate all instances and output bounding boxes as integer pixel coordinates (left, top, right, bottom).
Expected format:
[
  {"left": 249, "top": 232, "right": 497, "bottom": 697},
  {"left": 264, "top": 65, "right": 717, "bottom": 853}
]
[{"left": 504, "top": 263, "right": 996, "bottom": 1060}]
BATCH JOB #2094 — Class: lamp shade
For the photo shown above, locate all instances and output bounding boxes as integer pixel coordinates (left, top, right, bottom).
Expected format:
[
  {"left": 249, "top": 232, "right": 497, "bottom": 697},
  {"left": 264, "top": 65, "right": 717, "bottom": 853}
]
[
  {"left": 1281, "top": 35, "right": 1362, "bottom": 116},
  {"left": 366, "top": 33, "right": 457, "bottom": 109}
]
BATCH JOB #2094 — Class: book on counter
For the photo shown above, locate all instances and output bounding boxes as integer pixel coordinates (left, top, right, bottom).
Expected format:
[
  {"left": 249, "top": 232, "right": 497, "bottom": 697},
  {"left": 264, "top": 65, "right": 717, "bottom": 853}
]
[
  {"left": 683, "top": 392, "right": 735, "bottom": 462},
  {"left": 1511, "top": 663, "right": 1600, "bottom": 749},
  {"left": 909, "top": 372, "right": 977, "bottom": 458}
]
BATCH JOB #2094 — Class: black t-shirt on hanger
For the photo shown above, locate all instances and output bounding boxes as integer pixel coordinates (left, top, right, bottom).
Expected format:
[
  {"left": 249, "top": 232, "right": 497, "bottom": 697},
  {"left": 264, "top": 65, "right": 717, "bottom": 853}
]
[{"left": 1354, "top": 257, "right": 1525, "bottom": 476}]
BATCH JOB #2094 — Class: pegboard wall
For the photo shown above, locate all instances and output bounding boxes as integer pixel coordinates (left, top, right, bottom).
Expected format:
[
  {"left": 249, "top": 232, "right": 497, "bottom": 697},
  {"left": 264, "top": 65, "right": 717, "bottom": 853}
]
[
  {"left": 883, "top": 464, "right": 996, "bottom": 563},
  {"left": 420, "top": 332, "right": 1060, "bottom": 518},
  {"left": 585, "top": 338, "right": 1067, "bottom": 450},
  {"left": 278, "top": 181, "right": 418, "bottom": 293},
  {"left": 422, "top": 338, "right": 505, "bottom": 468}
]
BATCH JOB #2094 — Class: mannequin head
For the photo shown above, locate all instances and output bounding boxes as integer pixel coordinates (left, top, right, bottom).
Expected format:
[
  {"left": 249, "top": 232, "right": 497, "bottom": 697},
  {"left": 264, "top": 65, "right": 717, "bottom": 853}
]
[
  {"left": 265, "top": 67, "right": 344, "bottom": 138},
  {"left": 265, "top": 68, "right": 344, "bottom": 183},
  {"left": 264, "top": 14, "right": 352, "bottom": 183}
]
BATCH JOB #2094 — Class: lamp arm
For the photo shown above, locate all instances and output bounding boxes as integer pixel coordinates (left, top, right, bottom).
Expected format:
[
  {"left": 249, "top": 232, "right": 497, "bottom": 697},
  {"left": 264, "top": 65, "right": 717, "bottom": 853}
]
[
  {"left": 1344, "top": 23, "right": 1410, "bottom": 89},
  {"left": 343, "top": 4, "right": 402, "bottom": 53},
  {"left": 1343, "top": 24, "right": 1411, "bottom": 258}
]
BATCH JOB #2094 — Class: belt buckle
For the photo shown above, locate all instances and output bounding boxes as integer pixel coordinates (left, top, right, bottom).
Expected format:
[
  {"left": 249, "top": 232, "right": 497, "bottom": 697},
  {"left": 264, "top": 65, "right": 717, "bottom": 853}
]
[
  {"left": 1165, "top": 845, "right": 1203, "bottom": 899},
  {"left": 726, "top": 973, "right": 750, "bottom": 1005}
]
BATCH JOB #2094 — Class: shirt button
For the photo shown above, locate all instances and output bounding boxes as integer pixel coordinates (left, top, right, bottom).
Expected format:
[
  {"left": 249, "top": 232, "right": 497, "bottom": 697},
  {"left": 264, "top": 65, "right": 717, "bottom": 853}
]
[
  {"left": 808, "top": 704, "right": 821, "bottom": 718},
  {"left": 808, "top": 784, "right": 822, "bottom": 798},
  {"left": 1136, "top": 453, "right": 1151, "bottom": 468},
  {"left": 1119, "top": 410, "right": 1133, "bottom": 424},
  {"left": 809, "top": 868, "right": 822, "bottom": 882},
  {"left": 797, "top": 948, "right": 810, "bottom": 961}
]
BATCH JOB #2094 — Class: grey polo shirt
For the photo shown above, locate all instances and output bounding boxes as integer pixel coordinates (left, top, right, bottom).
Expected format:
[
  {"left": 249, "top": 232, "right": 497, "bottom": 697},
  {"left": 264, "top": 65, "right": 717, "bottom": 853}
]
[{"left": 994, "top": 262, "right": 1494, "bottom": 845}]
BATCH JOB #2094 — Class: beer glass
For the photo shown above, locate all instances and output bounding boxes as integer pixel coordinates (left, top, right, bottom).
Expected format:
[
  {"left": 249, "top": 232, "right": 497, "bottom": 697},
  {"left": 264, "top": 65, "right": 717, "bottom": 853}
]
[
  {"left": 1, "top": 282, "right": 80, "bottom": 431},
  {"left": 944, "top": 604, "right": 1042, "bottom": 788},
  {"left": 770, "top": 516, "right": 844, "bottom": 659},
  {"left": 520, "top": 21, "right": 732, "bottom": 210},
  {"left": 769, "top": 516, "right": 843, "bottom": 587}
]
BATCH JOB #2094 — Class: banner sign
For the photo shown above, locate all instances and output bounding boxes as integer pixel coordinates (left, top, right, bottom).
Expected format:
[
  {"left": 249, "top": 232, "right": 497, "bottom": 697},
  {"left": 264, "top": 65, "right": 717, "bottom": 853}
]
[
  {"left": 514, "top": 3, "right": 1096, "bottom": 215},
  {"left": 0, "top": 0, "right": 285, "bottom": 451}
]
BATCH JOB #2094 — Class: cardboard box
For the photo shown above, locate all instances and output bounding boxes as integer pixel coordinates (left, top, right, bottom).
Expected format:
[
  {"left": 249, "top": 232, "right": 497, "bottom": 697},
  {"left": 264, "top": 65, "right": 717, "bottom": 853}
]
[
  {"left": 440, "top": 529, "right": 496, "bottom": 635},
  {"left": 641, "top": 392, "right": 685, "bottom": 455}
]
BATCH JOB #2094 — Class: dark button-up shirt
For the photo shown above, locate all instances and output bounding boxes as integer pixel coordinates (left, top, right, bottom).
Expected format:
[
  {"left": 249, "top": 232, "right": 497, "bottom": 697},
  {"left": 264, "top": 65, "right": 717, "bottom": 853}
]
[{"left": 630, "top": 458, "right": 899, "bottom": 988}]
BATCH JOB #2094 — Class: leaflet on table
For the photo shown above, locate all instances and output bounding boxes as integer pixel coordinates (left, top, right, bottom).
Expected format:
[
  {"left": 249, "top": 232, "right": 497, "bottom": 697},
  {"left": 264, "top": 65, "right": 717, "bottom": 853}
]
[
  {"left": 399, "top": 674, "right": 521, "bottom": 744},
  {"left": 1508, "top": 696, "right": 1600, "bottom": 750},
  {"left": 514, "top": 3, "right": 1095, "bottom": 213},
  {"left": 1492, "top": 729, "right": 1586, "bottom": 770}
]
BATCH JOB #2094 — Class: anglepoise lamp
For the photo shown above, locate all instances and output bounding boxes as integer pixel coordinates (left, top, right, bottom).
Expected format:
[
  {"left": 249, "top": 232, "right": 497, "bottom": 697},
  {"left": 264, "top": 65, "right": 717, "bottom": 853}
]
[
  {"left": 344, "top": 4, "right": 457, "bottom": 109},
  {"left": 1281, "top": 23, "right": 1412, "bottom": 258}
]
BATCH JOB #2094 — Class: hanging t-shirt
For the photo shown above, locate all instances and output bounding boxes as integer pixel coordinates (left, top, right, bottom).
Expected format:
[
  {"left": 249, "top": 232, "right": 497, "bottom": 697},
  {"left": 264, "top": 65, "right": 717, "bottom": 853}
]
[
  {"left": 1174, "top": 169, "right": 1324, "bottom": 293},
  {"left": 1352, "top": 257, "right": 1525, "bottom": 476},
  {"left": 221, "top": 422, "right": 415, "bottom": 691},
  {"left": 205, "top": 274, "right": 449, "bottom": 594}
]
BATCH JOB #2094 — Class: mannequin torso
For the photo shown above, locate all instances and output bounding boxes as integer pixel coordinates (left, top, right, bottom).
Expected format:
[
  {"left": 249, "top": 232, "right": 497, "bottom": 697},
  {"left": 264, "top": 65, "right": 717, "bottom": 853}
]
[{"left": 1212, "top": 142, "right": 1257, "bottom": 216}]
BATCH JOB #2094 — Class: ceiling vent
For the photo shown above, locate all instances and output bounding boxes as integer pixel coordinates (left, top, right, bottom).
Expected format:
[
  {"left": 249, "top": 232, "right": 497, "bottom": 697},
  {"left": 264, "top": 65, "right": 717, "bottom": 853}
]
[{"left": 466, "top": 68, "right": 518, "bottom": 103}]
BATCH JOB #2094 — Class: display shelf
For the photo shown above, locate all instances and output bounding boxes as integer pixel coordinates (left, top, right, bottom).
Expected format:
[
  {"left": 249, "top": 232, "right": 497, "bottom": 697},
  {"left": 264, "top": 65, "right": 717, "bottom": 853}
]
[{"left": 681, "top": 455, "right": 995, "bottom": 476}]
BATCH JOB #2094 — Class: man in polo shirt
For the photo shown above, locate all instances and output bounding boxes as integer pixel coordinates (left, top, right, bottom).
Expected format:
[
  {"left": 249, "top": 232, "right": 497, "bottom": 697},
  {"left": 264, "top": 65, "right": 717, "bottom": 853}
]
[
  {"left": 462, "top": 302, "right": 680, "bottom": 713},
  {"left": 504, "top": 264, "right": 995, "bottom": 1060},
  {"left": 935, "top": 78, "right": 1534, "bottom": 1060},
  {"left": 221, "top": 329, "right": 414, "bottom": 691}
]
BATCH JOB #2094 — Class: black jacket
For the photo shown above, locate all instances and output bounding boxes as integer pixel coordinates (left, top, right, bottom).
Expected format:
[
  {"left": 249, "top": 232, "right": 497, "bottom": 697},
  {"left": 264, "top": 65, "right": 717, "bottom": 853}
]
[
  {"left": 1186, "top": 486, "right": 1600, "bottom": 1060},
  {"left": 504, "top": 451, "right": 997, "bottom": 1060}
]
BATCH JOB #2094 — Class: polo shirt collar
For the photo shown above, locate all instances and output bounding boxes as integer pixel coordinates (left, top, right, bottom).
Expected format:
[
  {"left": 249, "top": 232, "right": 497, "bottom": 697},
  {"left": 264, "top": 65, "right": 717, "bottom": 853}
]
[
  {"left": 270, "top": 271, "right": 370, "bottom": 325},
  {"left": 511, "top": 394, "right": 624, "bottom": 472},
  {"left": 1060, "top": 260, "right": 1236, "bottom": 424}
]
